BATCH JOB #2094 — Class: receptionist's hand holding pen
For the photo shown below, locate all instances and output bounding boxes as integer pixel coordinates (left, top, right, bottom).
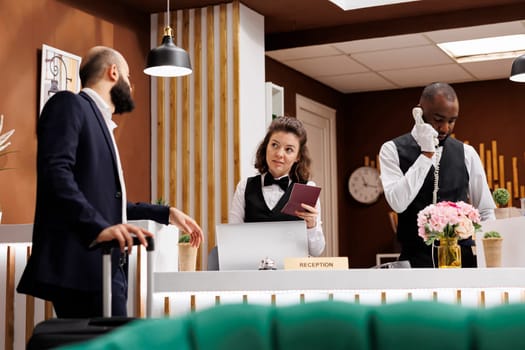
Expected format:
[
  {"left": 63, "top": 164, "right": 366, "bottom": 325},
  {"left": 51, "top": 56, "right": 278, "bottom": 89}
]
[{"left": 295, "top": 203, "right": 318, "bottom": 229}]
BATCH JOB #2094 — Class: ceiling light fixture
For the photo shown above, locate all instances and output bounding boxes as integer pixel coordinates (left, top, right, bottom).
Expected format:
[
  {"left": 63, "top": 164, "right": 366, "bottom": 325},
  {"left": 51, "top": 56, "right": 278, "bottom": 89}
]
[
  {"left": 438, "top": 34, "right": 525, "bottom": 63},
  {"left": 144, "top": 0, "right": 192, "bottom": 77},
  {"left": 329, "top": 0, "right": 419, "bottom": 11},
  {"left": 510, "top": 54, "right": 525, "bottom": 82}
]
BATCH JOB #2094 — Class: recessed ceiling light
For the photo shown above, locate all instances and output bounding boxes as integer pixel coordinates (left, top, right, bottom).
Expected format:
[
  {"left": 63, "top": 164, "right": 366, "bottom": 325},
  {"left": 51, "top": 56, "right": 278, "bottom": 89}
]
[
  {"left": 329, "top": 0, "right": 419, "bottom": 11},
  {"left": 438, "top": 34, "right": 525, "bottom": 63}
]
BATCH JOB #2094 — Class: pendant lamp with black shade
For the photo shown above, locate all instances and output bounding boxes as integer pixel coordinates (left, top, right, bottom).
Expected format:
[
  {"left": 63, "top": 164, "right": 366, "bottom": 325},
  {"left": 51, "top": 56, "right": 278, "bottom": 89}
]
[
  {"left": 144, "top": 0, "right": 192, "bottom": 77},
  {"left": 509, "top": 54, "right": 525, "bottom": 82}
]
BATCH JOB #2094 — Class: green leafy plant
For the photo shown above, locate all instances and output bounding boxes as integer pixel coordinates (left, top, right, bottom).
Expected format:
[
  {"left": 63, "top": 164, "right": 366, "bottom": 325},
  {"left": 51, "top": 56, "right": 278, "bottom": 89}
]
[
  {"left": 483, "top": 231, "right": 501, "bottom": 239},
  {"left": 178, "top": 233, "right": 191, "bottom": 243},
  {"left": 492, "top": 188, "right": 510, "bottom": 207}
]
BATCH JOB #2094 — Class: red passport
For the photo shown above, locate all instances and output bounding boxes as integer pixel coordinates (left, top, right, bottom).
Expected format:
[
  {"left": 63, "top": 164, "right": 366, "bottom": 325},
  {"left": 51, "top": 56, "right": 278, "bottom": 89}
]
[{"left": 281, "top": 183, "right": 322, "bottom": 216}]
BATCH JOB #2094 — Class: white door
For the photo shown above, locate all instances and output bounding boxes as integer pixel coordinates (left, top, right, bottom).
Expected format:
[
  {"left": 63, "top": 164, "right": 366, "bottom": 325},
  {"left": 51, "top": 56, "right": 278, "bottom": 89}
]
[{"left": 296, "top": 94, "right": 338, "bottom": 257}]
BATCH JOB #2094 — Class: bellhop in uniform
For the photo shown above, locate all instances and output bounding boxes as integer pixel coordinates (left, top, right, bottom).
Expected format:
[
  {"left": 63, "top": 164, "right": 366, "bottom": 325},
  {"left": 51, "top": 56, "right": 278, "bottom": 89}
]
[{"left": 379, "top": 82, "right": 495, "bottom": 268}]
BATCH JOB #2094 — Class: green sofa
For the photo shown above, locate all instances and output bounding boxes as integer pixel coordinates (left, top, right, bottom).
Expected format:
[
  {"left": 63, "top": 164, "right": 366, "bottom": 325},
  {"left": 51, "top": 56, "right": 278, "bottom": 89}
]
[{"left": 60, "top": 300, "right": 525, "bottom": 350}]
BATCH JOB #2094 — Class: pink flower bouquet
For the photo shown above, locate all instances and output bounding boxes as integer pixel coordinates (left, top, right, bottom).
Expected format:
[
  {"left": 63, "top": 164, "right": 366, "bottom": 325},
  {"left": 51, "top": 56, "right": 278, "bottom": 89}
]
[{"left": 417, "top": 201, "right": 481, "bottom": 246}]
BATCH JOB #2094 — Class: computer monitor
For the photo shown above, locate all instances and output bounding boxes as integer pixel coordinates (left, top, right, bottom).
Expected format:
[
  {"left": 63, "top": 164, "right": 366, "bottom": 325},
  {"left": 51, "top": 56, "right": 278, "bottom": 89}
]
[{"left": 215, "top": 221, "right": 309, "bottom": 270}]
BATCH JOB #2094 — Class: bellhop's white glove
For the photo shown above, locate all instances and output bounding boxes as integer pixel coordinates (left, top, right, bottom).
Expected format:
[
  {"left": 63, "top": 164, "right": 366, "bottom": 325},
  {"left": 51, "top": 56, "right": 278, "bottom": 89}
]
[{"left": 411, "top": 107, "right": 438, "bottom": 152}]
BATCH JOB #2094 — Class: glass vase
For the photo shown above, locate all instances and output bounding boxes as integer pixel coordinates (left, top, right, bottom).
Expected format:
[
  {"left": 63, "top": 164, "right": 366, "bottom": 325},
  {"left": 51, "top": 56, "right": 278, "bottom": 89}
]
[{"left": 438, "top": 237, "right": 461, "bottom": 268}]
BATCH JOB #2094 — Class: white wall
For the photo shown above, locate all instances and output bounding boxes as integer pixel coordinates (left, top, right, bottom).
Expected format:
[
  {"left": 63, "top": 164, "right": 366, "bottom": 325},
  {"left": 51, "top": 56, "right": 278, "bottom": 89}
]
[{"left": 239, "top": 4, "right": 266, "bottom": 180}]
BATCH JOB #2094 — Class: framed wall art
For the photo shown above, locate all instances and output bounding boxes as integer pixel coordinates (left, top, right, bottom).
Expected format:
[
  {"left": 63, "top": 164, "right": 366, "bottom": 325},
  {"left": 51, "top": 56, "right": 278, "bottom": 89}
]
[{"left": 39, "top": 44, "right": 81, "bottom": 113}]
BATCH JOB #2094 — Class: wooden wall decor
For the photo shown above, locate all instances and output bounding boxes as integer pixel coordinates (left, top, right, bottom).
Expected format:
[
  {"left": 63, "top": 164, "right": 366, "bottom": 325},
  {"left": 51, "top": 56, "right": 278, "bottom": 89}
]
[{"left": 153, "top": 2, "right": 241, "bottom": 268}]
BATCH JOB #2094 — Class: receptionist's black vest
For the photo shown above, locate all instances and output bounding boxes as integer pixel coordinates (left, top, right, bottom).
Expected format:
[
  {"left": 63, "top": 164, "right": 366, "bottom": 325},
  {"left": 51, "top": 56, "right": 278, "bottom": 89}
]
[
  {"left": 244, "top": 175, "right": 303, "bottom": 222},
  {"left": 393, "top": 134, "right": 469, "bottom": 251}
]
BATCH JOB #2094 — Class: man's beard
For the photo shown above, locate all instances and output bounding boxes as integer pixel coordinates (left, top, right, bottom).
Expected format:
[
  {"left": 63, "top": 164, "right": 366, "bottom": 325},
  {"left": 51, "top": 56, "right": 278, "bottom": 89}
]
[
  {"left": 110, "top": 77, "right": 135, "bottom": 114},
  {"left": 439, "top": 134, "right": 450, "bottom": 147}
]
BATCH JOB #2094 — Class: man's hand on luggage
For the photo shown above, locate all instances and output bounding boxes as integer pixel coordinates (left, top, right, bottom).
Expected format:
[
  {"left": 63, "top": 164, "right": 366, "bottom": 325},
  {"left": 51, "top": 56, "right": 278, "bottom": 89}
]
[{"left": 96, "top": 224, "right": 154, "bottom": 253}]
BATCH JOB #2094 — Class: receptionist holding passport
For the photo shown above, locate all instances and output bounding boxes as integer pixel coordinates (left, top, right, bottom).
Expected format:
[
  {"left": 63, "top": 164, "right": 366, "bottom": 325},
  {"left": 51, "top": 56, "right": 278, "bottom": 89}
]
[{"left": 229, "top": 116, "right": 325, "bottom": 256}]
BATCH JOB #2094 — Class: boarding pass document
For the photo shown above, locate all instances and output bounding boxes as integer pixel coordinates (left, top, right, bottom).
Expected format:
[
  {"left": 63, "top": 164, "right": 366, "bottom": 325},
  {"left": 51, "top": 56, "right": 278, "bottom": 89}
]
[{"left": 281, "top": 183, "right": 321, "bottom": 216}]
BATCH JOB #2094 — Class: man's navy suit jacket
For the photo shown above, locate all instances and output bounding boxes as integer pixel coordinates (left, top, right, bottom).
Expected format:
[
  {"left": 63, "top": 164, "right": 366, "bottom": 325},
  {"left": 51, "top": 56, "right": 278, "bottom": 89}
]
[{"left": 17, "top": 91, "right": 168, "bottom": 300}]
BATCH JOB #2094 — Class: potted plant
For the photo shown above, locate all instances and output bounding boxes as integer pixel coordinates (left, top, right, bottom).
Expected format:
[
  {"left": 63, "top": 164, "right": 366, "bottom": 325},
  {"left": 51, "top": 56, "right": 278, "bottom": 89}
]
[
  {"left": 178, "top": 233, "right": 198, "bottom": 271},
  {"left": 493, "top": 188, "right": 514, "bottom": 219},
  {"left": 482, "top": 231, "right": 503, "bottom": 267}
]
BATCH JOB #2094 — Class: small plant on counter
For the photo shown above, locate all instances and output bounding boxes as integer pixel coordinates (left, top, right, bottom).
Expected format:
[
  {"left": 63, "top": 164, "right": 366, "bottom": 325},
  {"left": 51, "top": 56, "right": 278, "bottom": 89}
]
[
  {"left": 492, "top": 188, "right": 510, "bottom": 207},
  {"left": 178, "top": 233, "right": 191, "bottom": 243},
  {"left": 483, "top": 231, "right": 501, "bottom": 239}
]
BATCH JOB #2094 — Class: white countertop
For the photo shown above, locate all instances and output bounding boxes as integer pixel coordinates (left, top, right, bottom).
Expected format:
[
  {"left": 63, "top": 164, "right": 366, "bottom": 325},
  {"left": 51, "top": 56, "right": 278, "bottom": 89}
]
[{"left": 154, "top": 267, "right": 525, "bottom": 293}]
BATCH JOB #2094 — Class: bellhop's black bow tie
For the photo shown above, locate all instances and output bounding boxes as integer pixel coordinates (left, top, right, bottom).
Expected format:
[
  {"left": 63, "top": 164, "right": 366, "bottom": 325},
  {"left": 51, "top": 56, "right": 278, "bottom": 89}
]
[{"left": 264, "top": 175, "right": 290, "bottom": 191}]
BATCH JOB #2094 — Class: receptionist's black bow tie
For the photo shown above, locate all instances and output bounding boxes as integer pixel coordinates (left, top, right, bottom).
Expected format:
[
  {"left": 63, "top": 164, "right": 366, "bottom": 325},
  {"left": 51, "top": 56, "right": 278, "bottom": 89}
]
[{"left": 264, "top": 175, "right": 289, "bottom": 191}]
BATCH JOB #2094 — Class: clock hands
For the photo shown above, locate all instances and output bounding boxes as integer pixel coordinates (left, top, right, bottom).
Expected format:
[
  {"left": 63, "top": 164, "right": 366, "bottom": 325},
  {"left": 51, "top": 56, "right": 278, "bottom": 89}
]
[{"left": 360, "top": 175, "right": 378, "bottom": 188}]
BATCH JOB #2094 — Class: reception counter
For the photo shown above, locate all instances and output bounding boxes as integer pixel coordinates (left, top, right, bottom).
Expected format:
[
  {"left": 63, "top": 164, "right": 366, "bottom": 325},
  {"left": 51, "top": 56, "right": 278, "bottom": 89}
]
[
  {"left": 151, "top": 268, "right": 525, "bottom": 317},
  {"left": 3, "top": 222, "right": 525, "bottom": 348}
]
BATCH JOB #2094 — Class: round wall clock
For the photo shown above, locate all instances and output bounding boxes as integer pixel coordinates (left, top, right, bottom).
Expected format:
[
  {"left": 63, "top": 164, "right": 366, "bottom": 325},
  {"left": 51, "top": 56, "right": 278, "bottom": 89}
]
[{"left": 348, "top": 166, "right": 383, "bottom": 204}]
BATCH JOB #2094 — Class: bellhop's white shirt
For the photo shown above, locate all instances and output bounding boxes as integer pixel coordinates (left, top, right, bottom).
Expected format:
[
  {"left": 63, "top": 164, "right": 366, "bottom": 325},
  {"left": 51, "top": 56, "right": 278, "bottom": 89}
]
[
  {"left": 229, "top": 173, "right": 326, "bottom": 256},
  {"left": 379, "top": 140, "right": 495, "bottom": 221},
  {"left": 82, "top": 88, "right": 127, "bottom": 223}
]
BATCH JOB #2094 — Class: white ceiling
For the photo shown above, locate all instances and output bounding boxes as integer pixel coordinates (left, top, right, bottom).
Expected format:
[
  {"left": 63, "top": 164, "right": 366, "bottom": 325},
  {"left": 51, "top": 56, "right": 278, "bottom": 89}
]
[{"left": 266, "top": 20, "right": 525, "bottom": 93}]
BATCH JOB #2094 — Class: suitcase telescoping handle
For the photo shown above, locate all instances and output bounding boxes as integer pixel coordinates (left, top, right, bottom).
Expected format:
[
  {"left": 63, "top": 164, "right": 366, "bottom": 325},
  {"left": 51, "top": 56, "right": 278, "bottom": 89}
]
[{"left": 101, "top": 236, "right": 155, "bottom": 317}]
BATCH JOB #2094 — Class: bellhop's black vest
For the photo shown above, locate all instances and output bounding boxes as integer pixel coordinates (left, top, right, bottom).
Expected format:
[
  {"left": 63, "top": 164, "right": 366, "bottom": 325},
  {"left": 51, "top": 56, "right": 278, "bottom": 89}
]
[
  {"left": 393, "top": 134, "right": 469, "bottom": 252},
  {"left": 244, "top": 175, "right": 303, "bottom": 222}
]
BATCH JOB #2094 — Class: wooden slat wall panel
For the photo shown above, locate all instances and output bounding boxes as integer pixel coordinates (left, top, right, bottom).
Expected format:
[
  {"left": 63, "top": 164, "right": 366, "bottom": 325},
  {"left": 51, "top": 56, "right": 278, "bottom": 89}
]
[
  {"left": 487, "top": 150, "right": 493, "bottom": 188},
  {"left": 156, "top": 14, "right": 166, "bottom": 202},
  {"left": 206, "top": 7, "right": 216, "bottom": 251},
  {"left": 219, "top": 4, "right": 229, "bottom": 224},
  {"left": 135, "top": 247, "right": 143, "bottom": 317},
  {"left": 492, "top": 140, "right": 498, "bottom": 182},
  {"left": 513, "top": 156, "right": 519, "bottom": 198},
  {"left": 479, "top": 143, "right": 485, "bottom": 168},
  {"left": 232, "top": 0, "right": 240, "bottom": 186},
  {"left": 194, "top": 8, "right": 203, "bottom": 239},
  {"left": 182, "top": 9, "right": 191, "bottom": 215},
  {"left": 169, "top": 11, "right": 178, "bottom": 208},
  {"left": 5, "top": 246, "right": 14, "bottom": 350},
  {"left": 154, "top": 3, "right": 240, "bottom": 266},
  {"left": 44, "top": 301, "right": 53, "bottom": 320},
  {"left": 499, "top": 155, "right": 505, "bottom": 190},
  {"left": 25, "top": 246, "right": 34, "bottom": 343},
  {"left": 194, "top": 9, "right": 203, "bottom": 270}
]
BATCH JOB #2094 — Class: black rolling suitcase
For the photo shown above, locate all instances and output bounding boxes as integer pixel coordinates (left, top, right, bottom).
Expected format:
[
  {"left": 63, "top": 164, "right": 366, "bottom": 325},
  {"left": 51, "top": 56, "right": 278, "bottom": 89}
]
[{"left": 26, "top": 236, "right": 155, "bottom": 350}]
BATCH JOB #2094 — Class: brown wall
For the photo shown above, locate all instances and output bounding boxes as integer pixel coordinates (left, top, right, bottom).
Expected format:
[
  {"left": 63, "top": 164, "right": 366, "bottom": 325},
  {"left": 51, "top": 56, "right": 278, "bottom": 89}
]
[
  {"left": 0, "top": 0, "right": 151, "bottom": 223},
  {"left": 267, "top": 58, "right": 525, "bottom": 268}
]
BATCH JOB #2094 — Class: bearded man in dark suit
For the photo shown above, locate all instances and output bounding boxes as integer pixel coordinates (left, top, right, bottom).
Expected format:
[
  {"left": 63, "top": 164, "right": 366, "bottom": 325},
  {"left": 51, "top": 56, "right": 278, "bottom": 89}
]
[{"left": 17, "top": 46, "right": 203, "bottom": 318}]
